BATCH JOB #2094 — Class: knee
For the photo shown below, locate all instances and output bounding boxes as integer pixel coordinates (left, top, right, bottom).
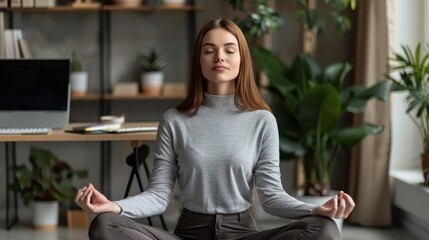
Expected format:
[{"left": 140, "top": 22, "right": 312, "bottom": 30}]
[
  {"left": 89, "top": 212, "right": 121, "bottom": 240},
  {"left": 306, "top": 216, "right": 340, "bottom": 240}
]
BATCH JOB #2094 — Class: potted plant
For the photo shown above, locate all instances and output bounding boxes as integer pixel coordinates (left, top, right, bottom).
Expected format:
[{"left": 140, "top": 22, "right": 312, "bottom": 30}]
[
  {"left": 138, "top": 49, "right": 168, "bottom": 96},
  {"left": 9, "top": 147, "right": 88, "bottom": 230},
  {"left": 70, "top": 51, "right": 89, "bottom": 97},
  {"left": 388, "top": 43, "right": 429, "bottom": 186},
  {"left": 253, "top": 47, "right": 392, "bottom": 197}
]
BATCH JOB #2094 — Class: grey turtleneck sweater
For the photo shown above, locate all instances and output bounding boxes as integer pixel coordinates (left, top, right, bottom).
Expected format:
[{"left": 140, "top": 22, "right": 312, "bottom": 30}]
[{"left": 115, "top": 93, "right": 315, "bottom": 219}]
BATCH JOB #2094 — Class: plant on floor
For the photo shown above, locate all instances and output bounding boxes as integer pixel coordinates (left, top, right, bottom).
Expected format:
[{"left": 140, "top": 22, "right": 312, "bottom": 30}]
[
  {"left": 253, "top": 47, "right": 392, "bottom": 196},
  {"left": 9, "top": 147, "right": 88, "bottom": 205},
  {"left": 387, "top": 43, "right": 429, "bottom": 185}
]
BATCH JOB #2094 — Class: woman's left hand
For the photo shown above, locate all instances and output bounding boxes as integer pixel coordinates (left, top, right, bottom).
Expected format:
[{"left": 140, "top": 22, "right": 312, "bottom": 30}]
[{"left": 312, "top": 191, "right": 355, "bottom": 219}]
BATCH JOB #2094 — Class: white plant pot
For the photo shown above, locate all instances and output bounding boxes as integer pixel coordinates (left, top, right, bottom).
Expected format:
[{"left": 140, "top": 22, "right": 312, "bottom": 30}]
[
  {"left": 70, "top": 71, "right": 88, "bottom": 97},
  {"left": 295, "top": 191, "right": 344, "bottom": 233},
  {"left": 140, "top": 71, "right": 164, "bottom": 96},
  {"left": 32, "top": 201, "right": 59, "bottom": 231},
  {"left": 163, "top": 0, "right": 186, "bottom": 7}
]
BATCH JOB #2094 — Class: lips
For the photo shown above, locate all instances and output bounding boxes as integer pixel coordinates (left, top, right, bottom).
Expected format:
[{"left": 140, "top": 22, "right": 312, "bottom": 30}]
[{"left": 212, "top": 65, "right": 228, "bottom": 71}]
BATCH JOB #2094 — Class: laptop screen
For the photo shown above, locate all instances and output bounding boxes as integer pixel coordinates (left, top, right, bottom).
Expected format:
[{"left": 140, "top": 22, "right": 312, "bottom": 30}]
[
  {"left": 0, "top": 59, "right": 70, "bottom": 128},
  {"left": 0, "top": 59, "right": 69, "bottom": 111}
]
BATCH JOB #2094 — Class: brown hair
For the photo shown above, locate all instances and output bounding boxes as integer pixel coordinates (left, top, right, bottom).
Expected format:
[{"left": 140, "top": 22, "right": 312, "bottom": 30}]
[{"left": 176, "top": 18, "right": 271, "bottom": 115}]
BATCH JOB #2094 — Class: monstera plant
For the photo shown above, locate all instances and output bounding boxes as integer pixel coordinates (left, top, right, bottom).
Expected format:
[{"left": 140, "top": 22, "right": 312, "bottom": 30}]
[{"left": 253, "top": 46, "right": 392, "bottom": 196}]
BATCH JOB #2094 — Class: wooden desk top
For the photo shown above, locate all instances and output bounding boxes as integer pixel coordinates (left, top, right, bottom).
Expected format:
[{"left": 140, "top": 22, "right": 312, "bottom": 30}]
[{"left": 0, "top": 122, "right": 159, "bottom": 142}]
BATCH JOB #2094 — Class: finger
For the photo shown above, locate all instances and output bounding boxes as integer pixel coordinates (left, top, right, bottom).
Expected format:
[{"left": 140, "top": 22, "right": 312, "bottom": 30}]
[
  {"left": 86, "top": 190, "right": 92, "bottom": 204},
  {"left": 80, "top": 187, "right": 91, "bottom": 202},
  {"left": 335, "top": 197, "right": 346, "bottom": 218},
  {"left": 89, "top": 184, "right": 102, "bottom": 197},
  {"left": 341, "top": 193, "right": 356, "bottom": 217},
  {"left": 329, "top": 195, "right": 339, "bottom": 217},
  {"left": 85, "top": 191, "right": 93, "bottom": 211},
  {"left": 74, "top": 186, "right": 87, "bottom": 203}
]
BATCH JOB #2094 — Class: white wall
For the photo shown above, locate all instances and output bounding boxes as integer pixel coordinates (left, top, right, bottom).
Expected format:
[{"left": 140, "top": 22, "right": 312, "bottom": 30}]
[{"left": 390, "top": 0, "right": 426, "bottom": 170}]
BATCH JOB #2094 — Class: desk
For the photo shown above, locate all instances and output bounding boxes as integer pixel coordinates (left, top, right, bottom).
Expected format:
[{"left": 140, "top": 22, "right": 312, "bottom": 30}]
[{"left": 1, "top": 122, "right": 158, "bottom": 230}]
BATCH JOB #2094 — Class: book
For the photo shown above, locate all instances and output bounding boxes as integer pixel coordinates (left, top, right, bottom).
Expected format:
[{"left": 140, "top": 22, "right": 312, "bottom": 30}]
[
  {"left": 0, "top": 12, "right": 5, "bottom": 58},
  {"left": 68, "top": 124, "right": 157, "bottom": 134},
  {"left": 4, "top": 30, "right": 15, "bottom": 58},
  {"left": 10, "top": 0, "right": 21, "bottom": 7},
  {"left": 18, "top": 39, "right": 32, "bottom": 58},
  {"left": 22, "top": 0, "right": 34, "bottom": 7},
  {"left": 0, "top": 0, "right": 8, "bottom": 7},
  {"left": 70, "top": 123, "right": 122, "bottom": 133}
]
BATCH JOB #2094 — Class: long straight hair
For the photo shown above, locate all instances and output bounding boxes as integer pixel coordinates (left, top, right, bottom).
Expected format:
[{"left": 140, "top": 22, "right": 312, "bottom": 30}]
[{"left": 176, "top": 18, "right": 271, "bottom": 115}]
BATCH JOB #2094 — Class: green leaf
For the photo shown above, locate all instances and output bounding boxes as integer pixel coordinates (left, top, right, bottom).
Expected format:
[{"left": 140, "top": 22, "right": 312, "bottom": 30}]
[
  {"left": 279, "top": 135, "right": 306, "bottom": 157},
  {"left": 299, "top": 84, "right": 341, "bottom": 132},
  {"left": 332, "top": 123, "right": 384, "bottom": 148}
]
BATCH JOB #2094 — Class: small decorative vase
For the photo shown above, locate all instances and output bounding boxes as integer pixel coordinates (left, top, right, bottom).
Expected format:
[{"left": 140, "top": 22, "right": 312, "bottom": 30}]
[
  {"left": 32, "top": 201, "right": 59, "bottom": 231},
  {"left": 70, "top": 71, "right": 88, "bottom": 96},
  {"left": 140, "top": 71, "right": 164, "bottom": 96}
]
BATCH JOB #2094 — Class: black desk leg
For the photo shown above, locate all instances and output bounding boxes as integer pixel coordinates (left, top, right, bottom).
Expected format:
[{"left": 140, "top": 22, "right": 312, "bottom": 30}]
[
  {"left": 124, "top": 145, "right": 167, "bottom": 231},
  {"left": 101, "top": 141, "right": 111, "bottom": 199},
  {"left": 5, "top": 142, "right": 19, "bottom": 230},
  {"left": 124, "top": 146, "right": 153, "bottom": 226}
]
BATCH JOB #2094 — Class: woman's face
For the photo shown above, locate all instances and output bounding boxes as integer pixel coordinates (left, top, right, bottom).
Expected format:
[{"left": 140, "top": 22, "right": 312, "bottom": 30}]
[{"left": 200, "top": 28, "right": 241, "bottom": 94}]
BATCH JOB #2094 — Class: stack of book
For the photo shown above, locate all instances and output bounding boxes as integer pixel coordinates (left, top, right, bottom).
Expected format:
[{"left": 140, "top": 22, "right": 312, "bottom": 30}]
[{"left": 0, "top": 13, "right": 32, "bottom": 59}]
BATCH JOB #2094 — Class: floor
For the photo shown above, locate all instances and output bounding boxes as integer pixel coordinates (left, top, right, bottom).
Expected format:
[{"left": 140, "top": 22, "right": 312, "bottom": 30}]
[{"left": 0, "top": 219, "right": 419, "bottom": 240}]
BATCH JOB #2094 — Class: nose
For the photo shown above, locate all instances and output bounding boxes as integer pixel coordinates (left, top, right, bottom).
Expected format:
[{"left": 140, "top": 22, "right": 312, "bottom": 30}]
[
  {"left": 215, "top": 51, "right": 225, "bottom": 63},
  {"left": 215, "top": 57, "right": 224, "bottom": 63}
]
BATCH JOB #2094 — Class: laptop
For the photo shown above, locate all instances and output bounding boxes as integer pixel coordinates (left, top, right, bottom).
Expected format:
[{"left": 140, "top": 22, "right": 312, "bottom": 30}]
[{"left": 0, "top": 59, "right": 70, "bottom": 132}]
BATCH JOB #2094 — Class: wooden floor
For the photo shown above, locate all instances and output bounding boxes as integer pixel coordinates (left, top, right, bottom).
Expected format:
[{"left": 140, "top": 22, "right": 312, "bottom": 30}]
[{"left": 0, "top": 219, "right": 419, "bottom": 240}]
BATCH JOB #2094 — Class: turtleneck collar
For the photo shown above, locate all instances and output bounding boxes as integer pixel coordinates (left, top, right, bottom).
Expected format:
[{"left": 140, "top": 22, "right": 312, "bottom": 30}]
[{"left": 202, "top": 92, "right": 236, "bottom": 109}]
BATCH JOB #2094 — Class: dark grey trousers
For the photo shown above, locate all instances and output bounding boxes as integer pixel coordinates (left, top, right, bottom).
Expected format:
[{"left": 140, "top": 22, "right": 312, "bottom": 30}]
[{"left": 89, "top": 208, "right": 340, "bottom": 240}]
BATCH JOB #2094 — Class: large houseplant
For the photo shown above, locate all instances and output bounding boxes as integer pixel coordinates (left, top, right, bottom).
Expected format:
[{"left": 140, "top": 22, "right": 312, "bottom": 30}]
[
  {"left": 388, "top": 43, "right": 429, "bottom": 186},
  {"left": 9, "top": 147, "right": 88, "bottom": 229},
  {"left": 253, "top": 46, "right": 392, "bottom": 196}
]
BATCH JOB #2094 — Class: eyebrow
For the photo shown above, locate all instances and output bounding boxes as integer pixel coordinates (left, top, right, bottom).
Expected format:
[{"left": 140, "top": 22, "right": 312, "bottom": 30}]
[{"left": 202, "top": 42, "right": 238, "bottom": 47}]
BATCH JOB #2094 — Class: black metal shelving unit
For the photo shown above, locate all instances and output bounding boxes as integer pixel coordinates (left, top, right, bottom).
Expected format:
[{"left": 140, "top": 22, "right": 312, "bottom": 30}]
[{"left": 1, "top": 2, "right": 200, "bottom": 230}]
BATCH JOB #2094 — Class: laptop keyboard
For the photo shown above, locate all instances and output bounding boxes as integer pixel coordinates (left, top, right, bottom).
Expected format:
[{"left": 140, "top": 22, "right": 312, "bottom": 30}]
[{"left": 0, "top": 128, "right": 52, "bottom": 135}]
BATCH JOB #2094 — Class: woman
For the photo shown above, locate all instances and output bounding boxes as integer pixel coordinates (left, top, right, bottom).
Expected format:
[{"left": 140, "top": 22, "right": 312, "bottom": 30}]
[{"left": 75, "top": 18, "right": 355, "bottom": 240}]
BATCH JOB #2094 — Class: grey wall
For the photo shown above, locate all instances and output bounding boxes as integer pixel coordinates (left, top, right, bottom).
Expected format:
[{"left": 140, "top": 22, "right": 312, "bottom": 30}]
[{"left": 0, "top": 1, "right": 353, "bottom": 225}]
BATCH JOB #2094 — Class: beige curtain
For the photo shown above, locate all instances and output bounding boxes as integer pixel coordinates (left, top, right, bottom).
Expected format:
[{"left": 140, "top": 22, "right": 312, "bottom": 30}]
[{"left": 348, "top": 0, "right": 395, "bottom": 226}]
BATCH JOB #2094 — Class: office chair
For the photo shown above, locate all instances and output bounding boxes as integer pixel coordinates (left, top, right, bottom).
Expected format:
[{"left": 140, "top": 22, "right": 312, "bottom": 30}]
[{"left": 124, "top": 144, "right": 168, "bottom": 230}]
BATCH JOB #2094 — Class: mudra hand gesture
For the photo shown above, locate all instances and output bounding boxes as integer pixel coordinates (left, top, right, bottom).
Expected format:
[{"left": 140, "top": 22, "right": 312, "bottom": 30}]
[
  {"left": 74, "top": 183, "right": 121, "bottom": 214},
  {"left": 313, "top": 191, "right": 355, "bottom": 219}
]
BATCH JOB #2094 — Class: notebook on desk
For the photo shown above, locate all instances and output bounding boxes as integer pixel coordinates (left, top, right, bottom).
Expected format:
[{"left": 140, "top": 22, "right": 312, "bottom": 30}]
[
  {"left": 68, "top": 124, "right": 158, "bottom": 134},
  {"left": 0, "top": 59, "right": 70, "bottom": 134}
]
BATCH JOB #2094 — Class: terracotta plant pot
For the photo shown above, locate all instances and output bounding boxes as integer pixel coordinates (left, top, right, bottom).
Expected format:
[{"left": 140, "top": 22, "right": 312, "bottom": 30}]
[
  {"left": 421, "top": 152, "right": 429, "bottom": 185},
  {"left": 67, "top": 209, "right": 90, "bottom": 228}
]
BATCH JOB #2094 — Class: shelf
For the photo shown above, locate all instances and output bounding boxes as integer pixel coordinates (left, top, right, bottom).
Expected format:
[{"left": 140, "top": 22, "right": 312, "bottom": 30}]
[
  {"left": 71, "top": 93, "right": 186, "bottom": 101},
  {"left": 2, "top": 4, "right": 204, "bottom": 12},
  {"left": 3, "top": 6, "right": 101, "bottom": 12},
  {"left": 103, "top": 93, "right": 186, "bottom": 100},
  {"left": 71, "top": 93, "right": 102, "bottom": 101},
  {"left": 102, "top": 4, "right": 204, "bottom": 12}
]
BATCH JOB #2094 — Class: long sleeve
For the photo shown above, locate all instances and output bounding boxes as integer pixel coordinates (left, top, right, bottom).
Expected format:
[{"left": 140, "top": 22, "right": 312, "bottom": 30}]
[
  {"left": 254, "top": 114, "right": 316, "bottom": 219},
  {"left": 114, "top": 115, "right": 178, "bottom": 218}
]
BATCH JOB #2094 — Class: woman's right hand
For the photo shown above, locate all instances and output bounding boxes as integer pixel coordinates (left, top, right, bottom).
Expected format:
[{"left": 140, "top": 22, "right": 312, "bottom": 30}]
[{"left": 74, "top": 183, "right": 122, "bottom": 214}]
